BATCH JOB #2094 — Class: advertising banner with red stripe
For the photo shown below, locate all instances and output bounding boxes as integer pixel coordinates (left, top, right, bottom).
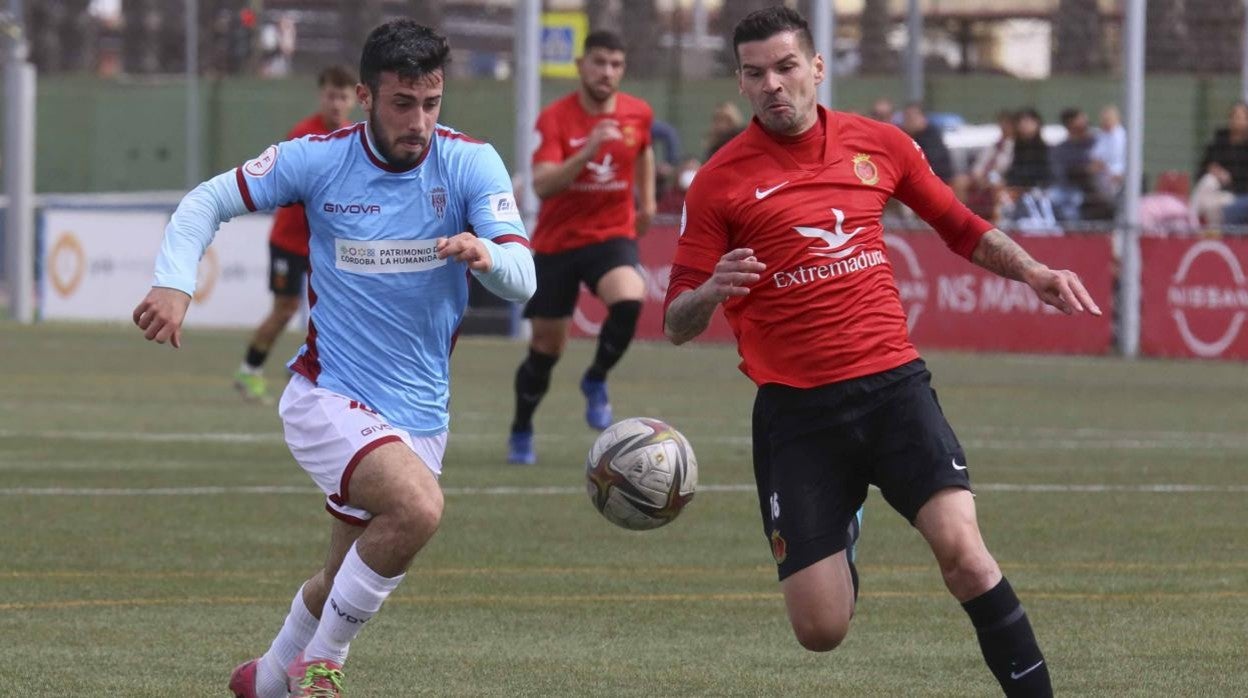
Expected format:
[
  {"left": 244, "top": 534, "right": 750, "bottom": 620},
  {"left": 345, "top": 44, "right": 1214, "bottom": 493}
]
[
  {"left": 572, "top": 225, "right": 1114, "bottom": 355},
  {"left": 887, "top": 230, "right": 1114, "bottom": 354},
  {"left": 1140, "top": 236, "right": 1248, "bottom": 359}
]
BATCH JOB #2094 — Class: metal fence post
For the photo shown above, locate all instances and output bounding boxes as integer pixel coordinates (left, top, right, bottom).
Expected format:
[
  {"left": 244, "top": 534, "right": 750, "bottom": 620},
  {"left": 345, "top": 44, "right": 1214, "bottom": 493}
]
[{"left": 1120, "top": 0, "right": 1146, "bottom": 357}]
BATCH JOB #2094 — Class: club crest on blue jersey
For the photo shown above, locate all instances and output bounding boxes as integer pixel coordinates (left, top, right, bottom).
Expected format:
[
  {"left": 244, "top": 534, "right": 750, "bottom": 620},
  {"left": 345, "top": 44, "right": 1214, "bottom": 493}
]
[{"left": 430, "top": 186, "right": 448, "bottom": 219}]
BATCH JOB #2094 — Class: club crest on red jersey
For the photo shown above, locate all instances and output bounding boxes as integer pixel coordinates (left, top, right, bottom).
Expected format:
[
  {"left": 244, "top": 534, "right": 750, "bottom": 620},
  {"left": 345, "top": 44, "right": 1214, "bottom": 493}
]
[
  {"left": 430, "top": 187, "right": 447, "bottom": 219},
  {"left": 852, "top": 153, "right": 879, "bottom": 186},
  {"left": 770, "top": 529, "right": 787, "bottom": 564}
]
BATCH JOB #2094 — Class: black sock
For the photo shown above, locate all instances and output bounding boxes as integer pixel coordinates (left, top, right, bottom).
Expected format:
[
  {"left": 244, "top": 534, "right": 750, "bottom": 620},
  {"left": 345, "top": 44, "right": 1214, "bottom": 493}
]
[
  {"left": 584, "top": 300, "right": 641, "bottom": 382},
  {"left": 961, "top": 578, "right": 1052, "bottom": 697},
  {"left": 244, "top": 345, "right": 268, "bottom": 370},
  {"left": 511, "top": 350, "right": 558, "bottom": 433}
]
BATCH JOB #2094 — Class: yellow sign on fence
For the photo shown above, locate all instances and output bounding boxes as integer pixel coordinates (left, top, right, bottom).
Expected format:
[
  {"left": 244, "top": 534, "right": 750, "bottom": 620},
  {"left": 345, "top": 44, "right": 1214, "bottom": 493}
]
[{"left": 541, "top": 12, "right": 588, "bottom": 78}]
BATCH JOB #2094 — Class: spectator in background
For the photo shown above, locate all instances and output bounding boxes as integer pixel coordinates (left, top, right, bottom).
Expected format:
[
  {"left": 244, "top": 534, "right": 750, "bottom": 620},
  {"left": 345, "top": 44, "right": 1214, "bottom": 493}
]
[
  {"left": 658, "top": 156, "right": 700, "bottom": 214},
  {"left": 1001, "top": 108, "right": 1055, "bottom": 231},
  {"left": 704, "top": 101, "right": 744, "bottom": 159},
  {"left": 1048, "top": 107, "right": 1113, "bottom": 222},
  {"left": 869, "top": 96, "right": 895, "bottom": 123},
  {"left": 953, "top": 108, "right": 1015, "bottom": 219},
  {"left": 1192, "top": 101, "right": 1248, "bottom": 227},
  {"left": 902, "top": 102, "right": 953, "bottom": 182},
  {"left": 1091, "top": 105, "right": 1127, "bottom": 200},
  {"left": 1140, "top": 171, "right": 1200, "bottom": 236},
  {"left": 651, "top": 118, "right": 682, "bottom": 203},
  {"left": 1005, "top": 108, "right": 1049, "bottom": 190}
]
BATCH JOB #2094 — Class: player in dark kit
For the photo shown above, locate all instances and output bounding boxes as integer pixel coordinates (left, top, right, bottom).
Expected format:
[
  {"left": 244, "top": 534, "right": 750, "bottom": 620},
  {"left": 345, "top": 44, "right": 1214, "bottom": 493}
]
[
  {"left": 507, "top": 30, "right": 657, "bottom": 465},
  {"left": 664, "top": 7, "right": 1100, "bottom": 697}
]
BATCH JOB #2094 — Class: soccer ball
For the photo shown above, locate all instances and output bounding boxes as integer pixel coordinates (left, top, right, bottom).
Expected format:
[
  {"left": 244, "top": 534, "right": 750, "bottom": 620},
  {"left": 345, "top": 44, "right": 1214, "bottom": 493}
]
[{"left": 585, "top": 417, "right": 698, "bottom": 530}]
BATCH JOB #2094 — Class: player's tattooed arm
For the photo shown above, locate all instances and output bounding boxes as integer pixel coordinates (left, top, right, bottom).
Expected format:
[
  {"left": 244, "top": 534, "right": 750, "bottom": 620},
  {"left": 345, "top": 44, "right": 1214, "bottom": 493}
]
[
  {"left": 664, "top": 249, "right": 766, "bottom": 345},
  {"left": 971, "top": 229, "right": 1102, "bottom": 316},
  {"left": 970, "top": 229, "right": 1044, "bottom": 282},
  {"left": 664, "top": 289, "right": 720, "bottom": 345}
]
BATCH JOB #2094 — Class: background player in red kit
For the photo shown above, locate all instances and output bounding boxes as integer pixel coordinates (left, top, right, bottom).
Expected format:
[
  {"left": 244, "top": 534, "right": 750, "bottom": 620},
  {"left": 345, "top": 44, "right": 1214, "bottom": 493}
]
[
  {"left": 665, "top": 7, "right": 1100, "bottom": 697},
  {"left": 507, "top": 30, "right": 657, "bottom": 464},
  {"left": 233, "top": 65, "right": 357, "bottom": 403}
]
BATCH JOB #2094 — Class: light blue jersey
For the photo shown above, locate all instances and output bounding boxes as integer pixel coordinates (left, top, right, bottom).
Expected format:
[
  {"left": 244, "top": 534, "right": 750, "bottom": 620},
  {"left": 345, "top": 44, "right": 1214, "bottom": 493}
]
[{"left": 153, "top": 122, "right": 535, "bottom": 436}]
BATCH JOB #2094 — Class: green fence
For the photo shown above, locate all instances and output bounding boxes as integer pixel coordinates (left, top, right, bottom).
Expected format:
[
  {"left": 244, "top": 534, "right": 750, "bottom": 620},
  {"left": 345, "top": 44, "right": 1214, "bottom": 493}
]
[{"left": 8, "top": 73, "right": 1242, "bottom": 193}]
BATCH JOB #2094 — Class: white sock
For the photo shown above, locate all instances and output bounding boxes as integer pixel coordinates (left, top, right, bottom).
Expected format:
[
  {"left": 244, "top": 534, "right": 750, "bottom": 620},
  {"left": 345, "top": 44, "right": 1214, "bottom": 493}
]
[
  {"left": 239, "top": 361, "right": 262, "bottom": 375},
  {"left": 302, "top": 544, "right": 404, "bottom": 665},
  {"left": 253, "top": 585, "right": 319, "bottom": 698}
]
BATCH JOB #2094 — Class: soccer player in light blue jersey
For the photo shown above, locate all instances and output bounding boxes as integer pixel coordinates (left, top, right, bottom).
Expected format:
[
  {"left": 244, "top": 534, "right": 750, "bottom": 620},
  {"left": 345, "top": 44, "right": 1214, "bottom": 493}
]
[{"left": 133, "top": 21, "right": 534, "bottom": 698}]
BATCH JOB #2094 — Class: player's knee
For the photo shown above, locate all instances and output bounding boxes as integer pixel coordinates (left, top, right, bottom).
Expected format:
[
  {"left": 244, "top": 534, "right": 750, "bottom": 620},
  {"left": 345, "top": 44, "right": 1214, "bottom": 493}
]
[
  {"left": 792, "top": 617, "right": 850, "bottom": 652},
  {"left": 272, "top": 297, "right": 300, "bottom": 322},
  {"left": 939, "top": 550, "right": 1000, "bottom": 598},
  {"left": 389, "top": 486, "right": 444, "bottom": 541}
]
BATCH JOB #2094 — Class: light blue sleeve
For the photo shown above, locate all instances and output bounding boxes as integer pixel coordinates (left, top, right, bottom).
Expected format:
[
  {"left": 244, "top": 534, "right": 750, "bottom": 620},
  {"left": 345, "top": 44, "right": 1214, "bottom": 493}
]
[
  {"left": 151, "top": 139, "right": 313, "bottom": 295},
  {"left": 235, "top": 139, "right": 312, "bottom": 212},
  {"left": 151, "top": 170, "right": 249, "bottom": 295},
  {"left": 460, "top": 144, "right": 535, "bottom": 302},
  {"left": 473, "top": 238, "right": 536, "bottom": 302}
]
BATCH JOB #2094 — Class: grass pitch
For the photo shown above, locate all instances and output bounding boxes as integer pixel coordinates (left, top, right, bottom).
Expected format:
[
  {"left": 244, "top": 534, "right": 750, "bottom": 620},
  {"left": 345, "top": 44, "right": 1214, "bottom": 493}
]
[{"left": 2, "top": 322, "right": 1245, "bottom": 696}]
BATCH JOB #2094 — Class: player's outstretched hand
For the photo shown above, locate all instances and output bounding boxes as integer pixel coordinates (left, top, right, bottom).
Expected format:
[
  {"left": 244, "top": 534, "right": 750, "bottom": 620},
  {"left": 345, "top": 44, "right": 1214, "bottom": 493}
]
[
  {"left": 705, "top": 248, "right": 766, "bottom": 303},
  {"left": 1025, "top": 266, "right": 1102, "bottom": 316},
  {"left": 437, "top": 233, "right": 493, "bottom": 272},
  {"left": 132, "top": 286, "right": 192, "bottom": 348}
]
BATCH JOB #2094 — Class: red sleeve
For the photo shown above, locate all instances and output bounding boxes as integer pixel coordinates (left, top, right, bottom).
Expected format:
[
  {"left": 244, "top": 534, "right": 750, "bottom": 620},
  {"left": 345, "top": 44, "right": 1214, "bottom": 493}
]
[
  {"left": 889, "top": 127, "right": 992, "bottom": 259},
  {"left": 671, "top": 175, "right": 729, "bottom": 273},
  {"left": 640, "top": 102, "right": 654, "bottom": 148},
  {"left": 663, "top": 264, "right": 711, "bottom": 317},
  {"left": 532, "top": 108, "right": 563, "bottom": 165}
]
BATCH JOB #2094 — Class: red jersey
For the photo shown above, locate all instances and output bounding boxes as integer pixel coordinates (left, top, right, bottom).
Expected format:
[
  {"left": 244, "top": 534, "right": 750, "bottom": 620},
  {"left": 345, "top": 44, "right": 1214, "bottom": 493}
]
[
  {"left": 670, "top": 107, "right": 991, "bottom": 388},
  {"left": 269, "top": 113, "right": 349, "bottom": 256},
  {"left": 531, "top": 92, "right": 653, "bottom": 254}
]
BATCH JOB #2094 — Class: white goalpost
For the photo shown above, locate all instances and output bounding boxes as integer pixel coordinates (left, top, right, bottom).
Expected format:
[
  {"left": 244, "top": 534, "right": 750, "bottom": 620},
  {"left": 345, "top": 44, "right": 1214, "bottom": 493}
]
[{"left": 3, "top": 0, "right": 35, "bottom": 324}]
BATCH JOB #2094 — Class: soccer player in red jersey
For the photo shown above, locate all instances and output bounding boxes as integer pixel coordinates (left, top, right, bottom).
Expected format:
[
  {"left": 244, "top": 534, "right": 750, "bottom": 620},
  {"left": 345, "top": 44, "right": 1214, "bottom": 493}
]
[
  {"left": 665, "top": 8, "right": 1100, "bottom": 696},
  {"left": 507, "top": 30, "right": 657, "bottom": 464},
  {"left": 233, "top": 65, "right": 357, "bottom": 404}
]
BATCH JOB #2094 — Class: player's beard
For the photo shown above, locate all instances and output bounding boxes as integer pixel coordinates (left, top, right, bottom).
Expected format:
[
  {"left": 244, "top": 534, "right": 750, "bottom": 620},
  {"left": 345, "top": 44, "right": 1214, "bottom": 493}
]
[
  {"left": 583, "top": 79, "right": 616, "bottom": 105},
  {"left": 368, "top": 106, "right": 427, "bottom": 169}
]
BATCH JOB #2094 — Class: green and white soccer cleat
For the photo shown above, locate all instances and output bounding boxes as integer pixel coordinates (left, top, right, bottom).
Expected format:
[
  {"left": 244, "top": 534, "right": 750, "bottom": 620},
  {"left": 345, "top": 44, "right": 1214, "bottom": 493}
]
[{"left": 233, "top": 369, "right": 272, "bottom": 404}]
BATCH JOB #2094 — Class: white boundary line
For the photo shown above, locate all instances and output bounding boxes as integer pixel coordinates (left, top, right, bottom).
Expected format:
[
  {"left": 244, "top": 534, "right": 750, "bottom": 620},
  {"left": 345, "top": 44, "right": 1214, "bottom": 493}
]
[
  {"left": 0, "top": 482, "right": 1244, "bottom": 497},
  {"left": 3, "top": 428, "right": 1247, "bottom": 451}
]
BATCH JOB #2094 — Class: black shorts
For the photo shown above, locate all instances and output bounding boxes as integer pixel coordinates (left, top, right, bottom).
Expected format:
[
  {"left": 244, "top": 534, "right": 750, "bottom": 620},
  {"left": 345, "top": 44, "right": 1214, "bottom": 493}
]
[
  {"left": 751, "top": 359, "right": 971, "bottom": 580},
  {"left": 269, "top": 243, "right": 309, "bottom": 297},
  {"left": 523, "top": 238, "right": 640, "bottom": 319}
]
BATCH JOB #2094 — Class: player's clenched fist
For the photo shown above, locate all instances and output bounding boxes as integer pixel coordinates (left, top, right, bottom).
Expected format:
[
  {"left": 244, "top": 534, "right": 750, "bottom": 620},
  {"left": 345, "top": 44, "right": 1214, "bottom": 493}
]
[
  {"left": 706, "top": 248, "right": 766, "bottom": 302},
  {"left": 133, "top": 286, "right": 192, "bottom": 348},
  {"left": 436, "top": 232, "right": 494, "bottom": 272},
  {"left": 584, "top": 119, "right": 623, "bottom": 155}
]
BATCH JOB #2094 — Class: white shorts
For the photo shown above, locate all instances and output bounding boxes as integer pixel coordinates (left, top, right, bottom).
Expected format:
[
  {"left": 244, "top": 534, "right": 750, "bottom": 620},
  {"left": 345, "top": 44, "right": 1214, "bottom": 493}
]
[{"left": 279, "top": 373, "right": 447, "bottom": 526}]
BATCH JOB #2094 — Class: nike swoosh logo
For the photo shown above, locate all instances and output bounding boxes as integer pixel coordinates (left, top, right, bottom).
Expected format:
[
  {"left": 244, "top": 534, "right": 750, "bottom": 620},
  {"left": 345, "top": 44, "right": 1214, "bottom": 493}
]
[
  {"left": 755, "top": 181, "right": 789, "bottom": 199},
  {"left": 1010, "top": 660, "right": 1044, "bottom": 680},
  {"left": 569, "top": 136, "right": 589, "bottom": 147},
  {"left": 951, "top": 458, "right": 967, "bottom": 471}
]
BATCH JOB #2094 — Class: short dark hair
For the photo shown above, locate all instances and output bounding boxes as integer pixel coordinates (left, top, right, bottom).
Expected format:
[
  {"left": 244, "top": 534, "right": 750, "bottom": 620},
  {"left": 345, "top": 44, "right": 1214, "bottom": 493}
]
[
  {"left": 359, "top": 20, "right": 451, "bottom": 94},
  {"left": 317, "top": 64, "right": 357, "bottom": 89},
  {"left": 584, "top": 29, "right": 626, "bottom": 54},
  {"left": 1059, "top": 107, "right": 1083, "bottom": 127},
  {"left": 732, "top": 5, "right": 814, "bottom": 64}
]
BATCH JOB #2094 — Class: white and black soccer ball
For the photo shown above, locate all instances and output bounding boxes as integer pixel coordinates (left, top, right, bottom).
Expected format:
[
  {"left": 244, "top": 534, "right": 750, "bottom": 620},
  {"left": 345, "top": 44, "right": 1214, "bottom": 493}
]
[{"left": 585, "top": 417, "right": 698, "bottom": 530}]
